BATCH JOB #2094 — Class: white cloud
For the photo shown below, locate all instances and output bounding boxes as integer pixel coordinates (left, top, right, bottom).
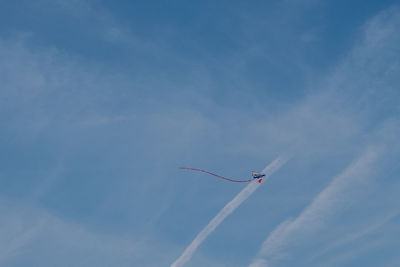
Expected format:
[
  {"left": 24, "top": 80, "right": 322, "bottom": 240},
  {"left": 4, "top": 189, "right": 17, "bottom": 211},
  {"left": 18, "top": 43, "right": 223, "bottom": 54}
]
[
  {"left": 0, "top": 3, "right": 399, "bottom": 266},
  {"left": 0, "top": 198, "right": 178, "bottom": 267},
  {"left": 250, "top": 148, "right": 379, "bottom": 266},
  {"left": 249, "top": 6, "right": 400, "bottom": 266}
]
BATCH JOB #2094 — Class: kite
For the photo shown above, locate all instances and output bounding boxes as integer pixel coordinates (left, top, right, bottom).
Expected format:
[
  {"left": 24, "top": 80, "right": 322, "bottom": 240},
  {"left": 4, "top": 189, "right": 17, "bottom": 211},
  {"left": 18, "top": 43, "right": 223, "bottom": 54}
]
[{"left": 179, "top": 167, "right": 265, "bottom": 183}]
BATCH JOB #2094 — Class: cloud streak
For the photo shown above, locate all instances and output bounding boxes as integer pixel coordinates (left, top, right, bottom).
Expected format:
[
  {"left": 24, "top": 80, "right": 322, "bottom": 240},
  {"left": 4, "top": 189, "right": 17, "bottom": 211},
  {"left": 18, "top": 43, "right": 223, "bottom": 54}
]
[
  {"left": 249, "top": 149, "right": 379, "bottom": 267},
  {"left": 171, "top": 156, "right": 289, "bottom": 267}
]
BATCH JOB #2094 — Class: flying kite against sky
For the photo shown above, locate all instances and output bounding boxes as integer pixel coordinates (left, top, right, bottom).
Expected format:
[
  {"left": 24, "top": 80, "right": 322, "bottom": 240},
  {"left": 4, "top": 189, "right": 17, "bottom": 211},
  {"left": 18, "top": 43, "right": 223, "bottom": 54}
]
[
  {"left": 1, "top": 1, "right": 400, "bottom": 266},
  {"left": 172, "top": 157, "right": 289, "bottom": 267},
  {"left": 179, "top": 167, "right": 266, "bottom": 183}
]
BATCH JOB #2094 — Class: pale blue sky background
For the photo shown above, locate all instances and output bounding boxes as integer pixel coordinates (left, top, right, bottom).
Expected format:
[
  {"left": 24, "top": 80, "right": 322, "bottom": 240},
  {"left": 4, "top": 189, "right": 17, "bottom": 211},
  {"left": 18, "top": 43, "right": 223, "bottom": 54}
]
[{"left": 0, "top": 1, "right": 399, "bottom": 266}]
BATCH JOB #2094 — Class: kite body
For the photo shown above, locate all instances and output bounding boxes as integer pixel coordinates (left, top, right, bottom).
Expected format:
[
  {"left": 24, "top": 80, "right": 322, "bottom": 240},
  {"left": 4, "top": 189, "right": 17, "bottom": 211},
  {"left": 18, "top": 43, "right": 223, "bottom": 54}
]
[{"left": 252, "top": 171, "right": 266, "bottom": 183}]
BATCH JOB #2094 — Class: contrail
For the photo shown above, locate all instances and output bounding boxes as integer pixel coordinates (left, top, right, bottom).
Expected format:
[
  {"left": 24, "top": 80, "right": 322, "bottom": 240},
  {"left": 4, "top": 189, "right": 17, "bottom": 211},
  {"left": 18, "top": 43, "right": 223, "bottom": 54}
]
[
  {"left": 249, "top": 149, "right": 378, "bottom": 267},
  {"left": 171, "top": 156, "right": 289, "bottom": 267}
]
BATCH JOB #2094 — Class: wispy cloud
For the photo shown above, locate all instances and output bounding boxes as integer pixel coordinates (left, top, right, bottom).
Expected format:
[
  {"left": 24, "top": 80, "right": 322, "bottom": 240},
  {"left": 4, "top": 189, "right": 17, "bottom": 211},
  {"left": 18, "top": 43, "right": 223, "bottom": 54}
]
[
  {"left": 250, "top": 149, "right": 379, "bottom": 266},
  {"left": 172, "top": 156, "right": 289, "bottom": 267},
  {"left": 0, "top": 198, "right": 181, "bottom": 266},
  {"left": 310, "top": 211, "right": 399, "bottom": 263},
  {"left": 248, "top": 9, "right": 400, "bottom": 265},
  {"left": 1, "top": 2, "right": 400, "bottom": 266}
]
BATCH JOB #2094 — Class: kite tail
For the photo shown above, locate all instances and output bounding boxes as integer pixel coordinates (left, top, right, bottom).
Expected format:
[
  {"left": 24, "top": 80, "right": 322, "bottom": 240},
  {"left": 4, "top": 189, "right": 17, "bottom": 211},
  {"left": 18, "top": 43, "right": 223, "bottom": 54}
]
[{"left": 179, "top": 167, "right": 254, "bottom": 183}]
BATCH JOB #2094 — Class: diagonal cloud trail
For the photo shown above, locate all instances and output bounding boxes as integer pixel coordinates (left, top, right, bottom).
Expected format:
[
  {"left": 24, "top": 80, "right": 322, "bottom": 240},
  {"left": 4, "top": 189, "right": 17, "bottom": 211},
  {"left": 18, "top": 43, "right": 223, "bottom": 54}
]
[
  {"left": 249, "top": 149, "right": 379, "bottom": 267},
  {"left": 171, "top": 156, "right": 289, "bottom": 267}
]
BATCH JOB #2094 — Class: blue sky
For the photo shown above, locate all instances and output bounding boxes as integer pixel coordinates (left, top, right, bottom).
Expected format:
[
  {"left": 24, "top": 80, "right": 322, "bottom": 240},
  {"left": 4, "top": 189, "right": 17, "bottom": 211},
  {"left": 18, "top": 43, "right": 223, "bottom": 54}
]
[{"left": 1, "top": 1, "right": 399, "bottom": 266}]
